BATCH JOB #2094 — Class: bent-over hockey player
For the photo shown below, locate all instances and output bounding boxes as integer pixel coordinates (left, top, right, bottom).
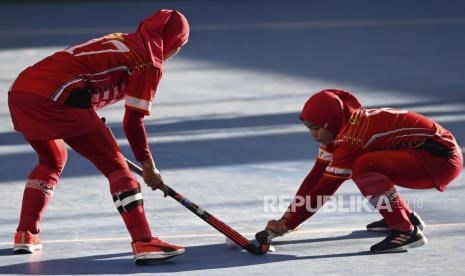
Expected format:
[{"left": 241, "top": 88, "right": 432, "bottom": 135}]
[{"left": 263, "top": 89, "right": 462, "bottom": 253}]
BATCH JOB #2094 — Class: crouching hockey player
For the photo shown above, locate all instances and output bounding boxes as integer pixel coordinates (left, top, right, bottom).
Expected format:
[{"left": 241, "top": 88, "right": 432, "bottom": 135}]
[
  {"left": 258, "top": 89, "right": 462, "bottom": 253},
  {"left": 8, "top": 9, "right": 189, "bottom": 264}
]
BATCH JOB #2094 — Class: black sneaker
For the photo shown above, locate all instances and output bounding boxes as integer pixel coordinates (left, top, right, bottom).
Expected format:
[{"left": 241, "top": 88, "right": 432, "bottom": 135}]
[
  {"left": 366, "top": 212, "right": 425, "bottom": 232},
  {"left": 370, "top": 225, "right": 427, "bottom": 253}
]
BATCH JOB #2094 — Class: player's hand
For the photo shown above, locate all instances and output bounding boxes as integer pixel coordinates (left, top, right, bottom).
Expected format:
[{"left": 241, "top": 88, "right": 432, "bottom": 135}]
[
  {"left": 266, "top": 219, "right": 289, "bottom": 235},
  {"left": 141, "top": 158, "right": 168, "bottom": 197},
  {"left": 280, "top": 211, "right": 291, "bottom": 222}
]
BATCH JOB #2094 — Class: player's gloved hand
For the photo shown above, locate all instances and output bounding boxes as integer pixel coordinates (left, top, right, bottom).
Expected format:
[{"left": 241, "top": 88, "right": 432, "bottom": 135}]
[
  {"left": 266, "top": 219, "right": 290, "bottom": 235},
  {"left": 141, "top": 158, "right": 168, "bottom": 197}
]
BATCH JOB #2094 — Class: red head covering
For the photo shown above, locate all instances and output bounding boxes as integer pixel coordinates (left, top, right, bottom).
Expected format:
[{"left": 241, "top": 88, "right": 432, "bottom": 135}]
[
  {"left": 299, "top": 89, "right": 362, "bottom": 135},
  {"left": 137, "top": 9, "right": 190, "bottom": 68}
]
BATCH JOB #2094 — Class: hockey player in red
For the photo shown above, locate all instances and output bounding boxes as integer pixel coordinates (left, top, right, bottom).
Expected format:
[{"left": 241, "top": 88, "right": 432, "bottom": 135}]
[
  {"left": 262, "top": 89, "right": 462, "bottom": 253},
  {"left": 8, "top": 9, "right": 189, "bottom": 264}
]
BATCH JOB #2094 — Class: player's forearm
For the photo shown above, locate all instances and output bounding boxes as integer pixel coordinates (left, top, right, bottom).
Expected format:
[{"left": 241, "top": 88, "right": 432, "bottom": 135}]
[
  {"left": 283, "top": 160, "right": 328, "bottom": 219},
  {"left": 123, "top": 108, "right": 152, "bottom": 162},
  {"left": 284, "top": 177, "right": 344, "bottom": 230}
]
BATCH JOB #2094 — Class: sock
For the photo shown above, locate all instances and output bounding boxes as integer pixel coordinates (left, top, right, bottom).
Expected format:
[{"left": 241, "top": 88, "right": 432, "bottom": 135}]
[
  {"left": 17, "top": 183, "right": 54, "bottom": 234},
  {"left": 120, "top": 205, "right": 152, "bottom": 242}
]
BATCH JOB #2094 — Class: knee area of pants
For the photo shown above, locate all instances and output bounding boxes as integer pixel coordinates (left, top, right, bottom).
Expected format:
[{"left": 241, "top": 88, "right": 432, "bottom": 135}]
[
  {"left": 38, "top": 151, "right": 67, "bottom": 173},
  {"left": 40, "top": 161, "right": 66, "bottom": 175},
  {"left": 353, "top": 172, "right": 391, "bottom": 193},
  {"left": 29, "top": 164, "right": 64, "bottom": 183},
  {"left": 53, "top": 162, "right": 66, "bottom": 174},
  {"left": 108, "top": 169, "right": 139, "bottom": 192},
  {"left": 351, "top": 155, "right": 379, "bottom": 180}
]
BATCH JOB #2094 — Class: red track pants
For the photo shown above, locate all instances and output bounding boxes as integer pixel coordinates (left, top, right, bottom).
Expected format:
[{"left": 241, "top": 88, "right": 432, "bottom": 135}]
[
  {"left": 352, "top": 149, "right": 462, "bottom": 231},
  {"left": 17, "top": 125, "right": 152, "bottom": 242}
]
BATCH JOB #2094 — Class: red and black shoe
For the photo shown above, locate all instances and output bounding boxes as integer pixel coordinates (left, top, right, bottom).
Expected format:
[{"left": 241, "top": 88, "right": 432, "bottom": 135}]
[
  {"left": 132, "top": 237, "right": 185, "bottom": 265},
  {"left": 370, "top": 225, "right": 427, "bottom": 253}
]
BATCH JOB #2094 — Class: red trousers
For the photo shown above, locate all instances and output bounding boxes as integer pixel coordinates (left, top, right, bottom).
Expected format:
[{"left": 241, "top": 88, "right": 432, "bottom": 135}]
[
  {"left": 352, "top": 149, "right": 462, "bottom": 231},
  {"left": 17, "top": 125, "right": 152, "bottom": 242}
]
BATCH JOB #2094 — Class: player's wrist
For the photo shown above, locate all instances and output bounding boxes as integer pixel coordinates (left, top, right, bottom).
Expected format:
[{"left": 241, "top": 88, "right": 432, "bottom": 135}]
[
  {"left": 141, "top": 158, "right": 160, "bottom": 174},
  {"left": 279, "top": 210, "right": 292, "bottom": 222}
]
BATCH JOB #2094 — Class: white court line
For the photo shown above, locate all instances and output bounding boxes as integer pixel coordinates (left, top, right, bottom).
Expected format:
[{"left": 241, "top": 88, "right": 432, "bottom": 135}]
[
  {"left": 1, "top": 17, "right": 465, "bottom": 36},
  {"left": 1, "top": 222, "right": 464, "bottom": 246},
  {"left": 0, "top": 124, "right": 306, "bottom": 155}
]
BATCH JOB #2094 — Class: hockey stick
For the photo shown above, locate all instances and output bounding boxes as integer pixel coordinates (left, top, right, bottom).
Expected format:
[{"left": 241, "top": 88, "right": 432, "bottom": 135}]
[
  {"left": 102, "top": 118, "right": 269, "bottom": 255},
  {"left": 125, "top": 159, "right": 270, "bottom": 255}
]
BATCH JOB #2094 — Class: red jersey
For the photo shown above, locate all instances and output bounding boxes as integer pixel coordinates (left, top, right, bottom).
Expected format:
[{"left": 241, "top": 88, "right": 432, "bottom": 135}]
[
  {"left": 317, "top": 108, "right": 460, "bottom": 180},
  {"left": 11, "top": 33, "right": 160, "bottom": 115}
]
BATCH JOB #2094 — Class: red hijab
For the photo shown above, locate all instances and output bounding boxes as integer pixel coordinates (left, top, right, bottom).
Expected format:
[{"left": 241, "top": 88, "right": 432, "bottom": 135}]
[
  {"left": 300, "top": 89, "right": 361, "bottom": 135},
  {"left": 137, "top": 9, "right": 190, "bottom": 68}
]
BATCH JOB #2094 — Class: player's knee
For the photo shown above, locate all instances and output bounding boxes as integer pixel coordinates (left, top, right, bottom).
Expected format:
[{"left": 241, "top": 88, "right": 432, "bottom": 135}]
[
  {"left": 351, "top": 154, "right": 377, "bottom": 182},
  {"left": 108, "top": 169, "right": 140, "bottom": 194},
  {"left": 28, "top": 161, "right": 66, "bottom": 186},
  {"left": 40, "top": 143, "right": 68, "bottom": 173},
  {"left": 352, "top": 169, "right": 395, "bottom": 199},
  {"left": 96, "top": 153, "right": 128, "bottom": 178},
  {"left": 51, "top": 158, "right": 66, "bottom": 175},
  {"left": 38, "top": 154, "right": 67, "bottom": 176},
  {"left": 56, "top": 151, "right": 68, "bottom": 173}
]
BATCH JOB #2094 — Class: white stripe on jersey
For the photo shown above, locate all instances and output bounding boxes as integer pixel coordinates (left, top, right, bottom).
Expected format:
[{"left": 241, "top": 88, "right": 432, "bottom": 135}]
[
  {"left": 318, "top": 147, "right": 333, "bottom": 162},
  {"left": 363, "top": 128, "right": 432, "bottom": 148},
  {"left": 125, "top": 95, "right": 152, "bottom": 112},
  {"left": 85, "top": 66, "right": 132, "bottom": 77},
  {"left": 88, "top": 78, "right": 110, "bottom": 83},
  {"left": 51, "top": 66, "right": 131, "bottom": 102},
  {"left": 392, "top": 133, "right": 434, "bottom": 140},
  {"left": 325, "top": 166, "right": 351, "bottom": 176},
  {"left": 51, "top": 78, "right": 84, "bottom": 101}
]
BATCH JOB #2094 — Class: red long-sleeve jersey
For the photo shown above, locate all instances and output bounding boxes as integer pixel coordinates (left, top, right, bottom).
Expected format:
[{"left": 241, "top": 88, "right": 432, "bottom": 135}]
[
  {"left": 12, "top": 32, "right": 160, "bottom": 115},
  {"left": 11, "top": 32, "right": 162, "bottom": 161}
]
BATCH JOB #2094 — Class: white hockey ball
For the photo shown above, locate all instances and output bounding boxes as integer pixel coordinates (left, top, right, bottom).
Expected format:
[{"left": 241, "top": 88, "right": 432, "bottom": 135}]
[{"left": 225, "top": 237, "right": 238, "bottom": 249}]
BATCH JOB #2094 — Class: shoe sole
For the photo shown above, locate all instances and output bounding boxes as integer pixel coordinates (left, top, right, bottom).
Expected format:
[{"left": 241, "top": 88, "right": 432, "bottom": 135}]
[
  {"left": 13, "top": 244, "right": 43, "bottom": 254},
  {"left": 366, "top": 227, "right": 391, "bottom": 232},
  {"left": 134, "top": 249, "right": 185, "bottom": 265},
  {"left": 371, "top": 236, "right": 428, "bottom": 254}
]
